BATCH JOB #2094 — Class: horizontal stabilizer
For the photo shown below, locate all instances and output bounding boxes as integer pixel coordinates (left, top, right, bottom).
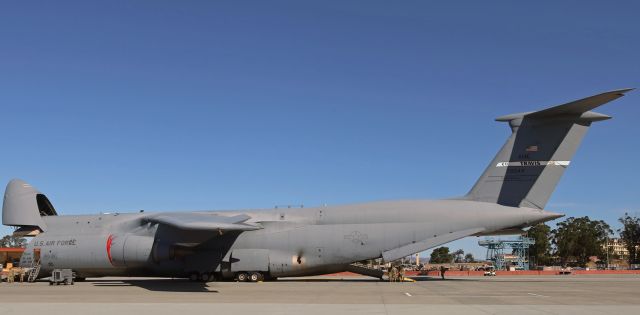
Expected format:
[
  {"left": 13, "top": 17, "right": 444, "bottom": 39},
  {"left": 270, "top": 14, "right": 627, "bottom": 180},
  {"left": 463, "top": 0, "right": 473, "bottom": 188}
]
[
  {"left": 144, "top": 213, "right": 261, "bottom": 231},
  {"left": 496, "top": 88, "right": 633, "bottom": 122}
]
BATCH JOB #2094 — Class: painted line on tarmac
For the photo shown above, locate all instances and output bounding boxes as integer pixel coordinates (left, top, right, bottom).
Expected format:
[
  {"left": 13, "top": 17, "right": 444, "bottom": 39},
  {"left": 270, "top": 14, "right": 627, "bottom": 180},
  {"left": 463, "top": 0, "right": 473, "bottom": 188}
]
[
  {"left": 527, "top": 292, "right": 550, "bottom": 298},
  {"left": 404, "top": 292, "right": 412, "bottom": 297}
]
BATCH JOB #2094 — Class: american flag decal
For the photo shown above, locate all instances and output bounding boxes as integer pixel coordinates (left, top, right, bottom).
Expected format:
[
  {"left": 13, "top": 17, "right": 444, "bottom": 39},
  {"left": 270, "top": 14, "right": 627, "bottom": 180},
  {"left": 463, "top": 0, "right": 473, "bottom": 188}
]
[{"left": 526, "top": 145, "right": 538, "bottom": 152}]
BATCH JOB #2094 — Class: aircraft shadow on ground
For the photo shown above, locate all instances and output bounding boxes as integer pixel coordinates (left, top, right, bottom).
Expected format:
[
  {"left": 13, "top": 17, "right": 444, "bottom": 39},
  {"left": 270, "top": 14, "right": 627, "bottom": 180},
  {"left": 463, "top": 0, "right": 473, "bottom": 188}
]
[
  {"left": 90, "top": 279, "right": 218, "bottom": 293},
  {"left": 409, "top": 276, "right": 480, "bottom": 282},
  {"left": 272, "top": 276, "right": 480, "bottom": 282},
  {"left": 275, "top": 278, "right": 382, "bottom": 283},
  {"left": 83, "top": 276, "right": 479, "bottom": 290}
]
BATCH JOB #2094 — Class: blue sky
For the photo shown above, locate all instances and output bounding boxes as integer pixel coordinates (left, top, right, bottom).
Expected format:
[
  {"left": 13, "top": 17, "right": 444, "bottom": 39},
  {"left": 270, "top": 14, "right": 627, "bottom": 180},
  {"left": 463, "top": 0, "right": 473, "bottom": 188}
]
[{"left": 1, "top": 1, "right": 638, "bottom": 258}]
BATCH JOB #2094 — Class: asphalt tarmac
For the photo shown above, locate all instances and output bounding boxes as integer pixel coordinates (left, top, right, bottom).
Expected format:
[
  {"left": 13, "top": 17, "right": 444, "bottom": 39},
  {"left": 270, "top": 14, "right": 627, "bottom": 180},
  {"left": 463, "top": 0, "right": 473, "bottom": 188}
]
[{"left": 1, "top": 275, "right": 639, "bottom": 314}]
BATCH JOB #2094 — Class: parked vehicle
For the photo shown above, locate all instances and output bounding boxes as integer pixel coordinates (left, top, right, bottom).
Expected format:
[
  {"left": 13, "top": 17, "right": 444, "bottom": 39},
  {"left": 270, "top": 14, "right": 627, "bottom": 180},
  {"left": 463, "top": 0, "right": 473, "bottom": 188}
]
[
  {"left": 483, "top": 266, "right": 496, "bottom": 276},
  {"left": 49, "top": 269, "right": 75, "bottom": 285}
]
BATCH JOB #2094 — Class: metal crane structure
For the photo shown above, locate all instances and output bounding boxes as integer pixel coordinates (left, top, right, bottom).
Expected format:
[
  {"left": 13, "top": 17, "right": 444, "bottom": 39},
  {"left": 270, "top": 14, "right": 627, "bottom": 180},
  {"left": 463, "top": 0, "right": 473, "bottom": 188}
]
[{"left": 478, "top": 236, "right": 535, "bottom": 270}]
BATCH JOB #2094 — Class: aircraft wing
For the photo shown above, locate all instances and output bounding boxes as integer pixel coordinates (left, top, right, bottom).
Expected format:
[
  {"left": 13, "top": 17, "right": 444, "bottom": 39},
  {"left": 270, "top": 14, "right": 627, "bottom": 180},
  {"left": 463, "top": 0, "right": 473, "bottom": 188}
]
[{"left": 143, "top": 212, "right": 261, "bottom": 231}]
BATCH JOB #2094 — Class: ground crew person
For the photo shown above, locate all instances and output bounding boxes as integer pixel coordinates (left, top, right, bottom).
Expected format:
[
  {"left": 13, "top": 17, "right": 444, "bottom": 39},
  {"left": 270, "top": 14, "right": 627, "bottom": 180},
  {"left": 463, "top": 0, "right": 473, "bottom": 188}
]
[
  {"left": 389, "top": 266, "right": 398, "bottom": 282},
  {"left": 398, "top": 266, "right": 405, "bottom": 282},
  {"left": 440, "top": 265, "right": 447, "bottom": 280},
  {"left": 7, "top": 269, "right": 14, "bottom": 283}
]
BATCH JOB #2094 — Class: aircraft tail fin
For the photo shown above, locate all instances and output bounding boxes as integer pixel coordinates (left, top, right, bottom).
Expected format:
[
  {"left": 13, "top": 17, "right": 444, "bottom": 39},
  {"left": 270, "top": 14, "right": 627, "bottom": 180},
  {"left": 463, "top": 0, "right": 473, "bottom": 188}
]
[
  {"left": 2, "top": 179, "right": 57, "bottom": 233},
  {"left": 464, "top": 88, "right": 633, "bottom": 209}
]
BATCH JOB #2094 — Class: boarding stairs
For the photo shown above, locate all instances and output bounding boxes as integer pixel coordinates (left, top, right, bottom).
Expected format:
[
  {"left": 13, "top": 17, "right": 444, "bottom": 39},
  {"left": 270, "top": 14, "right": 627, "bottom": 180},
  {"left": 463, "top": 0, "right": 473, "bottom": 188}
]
[{"left": 27, "top": 259, "right": 41, "bottom": 282}]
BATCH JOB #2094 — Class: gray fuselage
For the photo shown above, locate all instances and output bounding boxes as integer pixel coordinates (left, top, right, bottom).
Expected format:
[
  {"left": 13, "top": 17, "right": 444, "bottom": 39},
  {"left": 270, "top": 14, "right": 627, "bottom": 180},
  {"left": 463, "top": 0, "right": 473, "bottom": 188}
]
[{"left": 20, "top": 199, "right": 559, "bottom": 279}]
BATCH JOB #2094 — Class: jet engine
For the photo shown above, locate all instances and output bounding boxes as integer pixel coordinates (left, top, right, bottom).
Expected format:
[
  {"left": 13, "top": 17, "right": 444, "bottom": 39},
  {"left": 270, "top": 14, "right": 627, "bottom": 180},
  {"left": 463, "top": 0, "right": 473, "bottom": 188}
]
[{"left": 108, "top": 234, "right": 154, "bottom": 267}]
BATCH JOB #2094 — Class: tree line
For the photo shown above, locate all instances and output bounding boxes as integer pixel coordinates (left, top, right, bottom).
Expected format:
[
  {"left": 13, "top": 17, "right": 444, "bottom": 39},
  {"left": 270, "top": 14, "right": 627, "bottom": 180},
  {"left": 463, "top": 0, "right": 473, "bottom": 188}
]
[
  {"left": 429, "top": 246, "right": 476, "bottom": 264},
  {"left": 526, "top": 213, "right": 640, "bottom": 267},
  {"left": 0, "top": 235, "right": 27, "bottom": 248},
  {"left": 428, "top": 213, "right": 640, "bottom": 268}
]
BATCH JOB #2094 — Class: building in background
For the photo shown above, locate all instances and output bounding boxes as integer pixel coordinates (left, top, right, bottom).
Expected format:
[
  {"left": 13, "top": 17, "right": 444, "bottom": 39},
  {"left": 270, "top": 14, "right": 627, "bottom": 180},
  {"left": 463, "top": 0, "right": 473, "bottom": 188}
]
[{"left": 605, "top": 238, "right": 630, "bottom": 260}]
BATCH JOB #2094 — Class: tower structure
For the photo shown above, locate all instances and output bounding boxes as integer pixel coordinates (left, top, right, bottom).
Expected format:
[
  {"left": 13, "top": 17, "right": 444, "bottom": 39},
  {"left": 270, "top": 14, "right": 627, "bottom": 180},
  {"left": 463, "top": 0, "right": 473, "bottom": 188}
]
[{"left": 478, "top": 236, "right": 535, "bottom": 270}]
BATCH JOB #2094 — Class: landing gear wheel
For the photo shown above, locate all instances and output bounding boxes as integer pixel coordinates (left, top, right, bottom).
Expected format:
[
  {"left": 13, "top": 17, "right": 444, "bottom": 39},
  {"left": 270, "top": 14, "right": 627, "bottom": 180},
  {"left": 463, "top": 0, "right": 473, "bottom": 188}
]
[
  {"left": 189, "top": 272, "right": 199, "bottom": 281},
  {"left": 208, "top": 273, "right": 217, "bottom": 282},
  {"left": 249, "top": 272, "right": 263, "bottom": 282},
  {"left": 200, "top": 273, "right": 212, "bottom": 282},
  {"left": 237, "top": 272, "right": 248, "bottom": 282}
]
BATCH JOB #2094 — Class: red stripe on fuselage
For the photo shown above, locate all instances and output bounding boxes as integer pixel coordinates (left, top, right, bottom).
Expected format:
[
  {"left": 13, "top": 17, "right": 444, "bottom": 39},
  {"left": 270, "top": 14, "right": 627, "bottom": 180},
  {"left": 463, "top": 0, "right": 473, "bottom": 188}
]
[{"left": 106, "top": 234, "right": 114, "bottom": 266}]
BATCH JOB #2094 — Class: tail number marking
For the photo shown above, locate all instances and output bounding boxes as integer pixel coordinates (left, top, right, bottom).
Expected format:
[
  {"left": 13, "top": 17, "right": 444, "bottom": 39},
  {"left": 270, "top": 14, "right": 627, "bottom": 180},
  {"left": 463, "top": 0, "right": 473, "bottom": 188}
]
[{"left": 496, "top": 161, "right": 570, "bottom": 167}]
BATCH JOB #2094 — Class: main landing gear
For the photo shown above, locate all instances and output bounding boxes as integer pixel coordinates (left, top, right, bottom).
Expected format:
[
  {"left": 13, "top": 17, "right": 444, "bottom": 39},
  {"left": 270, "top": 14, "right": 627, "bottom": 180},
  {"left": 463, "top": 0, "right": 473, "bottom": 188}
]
[
  {"left": 236, "top": 271, "right": 264, "bottom": 282},
  {"left": 187, "top": 271, "right": 269, "bottom": 282},
  {"left": 189, "top": 272, "right": 216, "bottom": 282}
]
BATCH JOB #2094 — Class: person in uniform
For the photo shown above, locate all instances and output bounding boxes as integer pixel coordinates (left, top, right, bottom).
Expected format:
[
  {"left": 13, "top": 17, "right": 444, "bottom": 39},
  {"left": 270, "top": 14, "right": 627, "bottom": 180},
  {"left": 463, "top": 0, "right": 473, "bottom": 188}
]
[
  {"left": 398, "top": 266, "right": 405, "bottom": 282},
  {"left": 440, "top": 265, "right": 447, "bottom": 280},
  {"left": 389, "top": 266, "right": 398, "bottom": 282},
  {"left": 7, "top": 269, "right": 14, "bottom": 284}
]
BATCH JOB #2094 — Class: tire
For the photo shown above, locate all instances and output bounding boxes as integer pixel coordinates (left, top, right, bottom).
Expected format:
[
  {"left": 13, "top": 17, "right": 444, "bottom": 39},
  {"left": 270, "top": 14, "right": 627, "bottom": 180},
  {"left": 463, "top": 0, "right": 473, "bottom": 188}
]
[
  {"left": 189, "top": 273, "right": 199, "bottom": 281},
  {"left": 237, "top": 272, "right": 248, "bottom": 282},
  {"left": 249, "top": 272, "right": 261, "bottom": 282},
  {"left": 200, "top": 273, "right": 211, "bottom": 282}
]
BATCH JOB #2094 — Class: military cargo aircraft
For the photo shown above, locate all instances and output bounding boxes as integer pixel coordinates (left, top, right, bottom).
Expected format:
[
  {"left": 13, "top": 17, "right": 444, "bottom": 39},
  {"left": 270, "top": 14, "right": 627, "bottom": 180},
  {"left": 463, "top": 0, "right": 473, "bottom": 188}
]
[{"left": 2, "top": 89, "right": 632, "bottom": 282}]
